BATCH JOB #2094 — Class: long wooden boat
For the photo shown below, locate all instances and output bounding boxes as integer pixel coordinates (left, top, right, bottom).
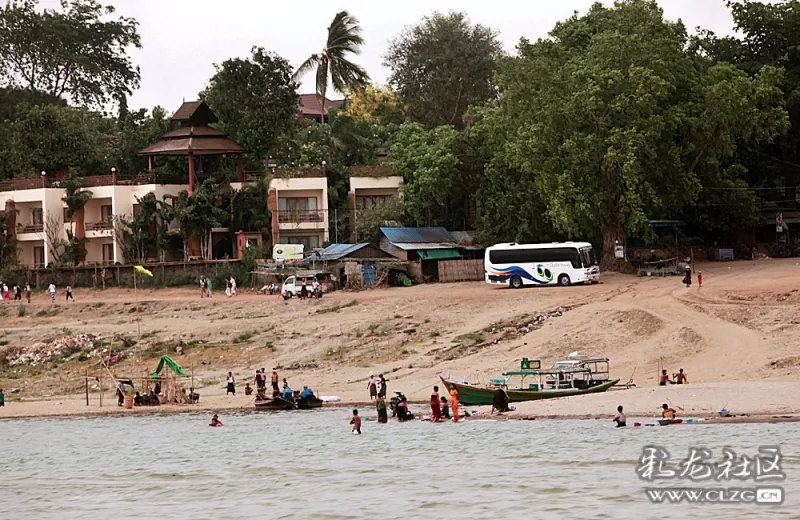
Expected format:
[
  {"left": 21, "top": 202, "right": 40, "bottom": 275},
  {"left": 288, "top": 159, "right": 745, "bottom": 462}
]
[
  {"left": 253, "top": 394, "right": 324, "bottom": 411},
  {"left": 254, "top": 396, "right": 296, "bottom": 411},
  {"left": 439, "top": 376, "right": 619, "bottom": 406}
]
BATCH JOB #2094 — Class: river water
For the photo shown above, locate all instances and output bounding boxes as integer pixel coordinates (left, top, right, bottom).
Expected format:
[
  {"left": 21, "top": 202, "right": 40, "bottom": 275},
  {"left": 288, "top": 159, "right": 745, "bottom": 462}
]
[{"left": 0, "top": 409, "right": 797, "bottom": 519}]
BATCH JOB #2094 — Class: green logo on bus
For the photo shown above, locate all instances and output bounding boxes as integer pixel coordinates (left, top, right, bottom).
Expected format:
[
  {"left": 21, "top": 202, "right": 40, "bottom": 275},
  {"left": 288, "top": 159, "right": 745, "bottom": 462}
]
[{"left": 536, "top": 264, "right": 553, "bottom": 282}]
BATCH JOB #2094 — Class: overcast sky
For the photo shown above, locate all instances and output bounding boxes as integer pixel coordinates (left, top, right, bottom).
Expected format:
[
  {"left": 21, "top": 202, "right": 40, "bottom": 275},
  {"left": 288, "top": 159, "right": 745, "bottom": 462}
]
[{"left": 40, "top": 0, "right": 741, "bottom": 111}]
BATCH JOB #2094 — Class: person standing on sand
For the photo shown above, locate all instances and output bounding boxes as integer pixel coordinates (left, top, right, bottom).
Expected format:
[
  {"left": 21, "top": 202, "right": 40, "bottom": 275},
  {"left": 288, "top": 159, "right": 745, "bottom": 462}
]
[
  {"left": 0, "top": 388, "right": 5, "bottom": 407},
  {"left": 430, "top": 385, "right": 442, "bottom": 422},
  {"left": 674, "top": 369, "right": 688, "bottom": 384},
  {"left": 24, "top": 283, "right": 31, "bottom": 303},
  {"left": 378, "top": 374, "right": 387, "bottom": 398},
  {"left": 2, "top": 282, "right": 9, "bottom": 301},
  {"left": 697, "top": 271, "right": 703, "bottom": 288},
  {"left": 230, "top": 277, "right": 237, "bottom": 296},
  {"left": 200, "top": 277, "right": 206, "bottom": 298},
  {"left": 255, "top": 369, "right": 264, "bottom": 392},
  {"left": 226, "top": 372, "right": 236, "bottom": 396},
  {"left": 48, "top": 283, "right": 56, "bottom": 303},
  {"left": 65, "top": 285, "right": 74, "bottom": 302},
  {"left": 682, "top": 266, "right": 692, "bottom": 288},
  {"left": 367, "top": 374, "right": 377, "bottom": 400},
  {"left": 206, "top": 278, "right": 213, "bottom": 297},
  {"left": 450, "top": 388, "right": 460, "bottom": 422}
]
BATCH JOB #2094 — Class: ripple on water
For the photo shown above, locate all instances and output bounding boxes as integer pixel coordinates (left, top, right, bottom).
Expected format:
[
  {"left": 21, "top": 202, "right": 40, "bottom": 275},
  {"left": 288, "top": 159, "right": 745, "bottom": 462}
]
[{"left": 0, "top": 411, "right": 798, "bottom": 519}]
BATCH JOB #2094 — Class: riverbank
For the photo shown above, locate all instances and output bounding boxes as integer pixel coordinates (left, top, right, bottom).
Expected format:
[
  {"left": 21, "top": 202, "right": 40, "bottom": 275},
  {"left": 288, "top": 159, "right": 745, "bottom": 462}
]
[
  {"left": 3, "top": 381, "right": 799, "bottom": 425},
  {"left": 2, "top": 258, "right": 800, "bottom": 422}
]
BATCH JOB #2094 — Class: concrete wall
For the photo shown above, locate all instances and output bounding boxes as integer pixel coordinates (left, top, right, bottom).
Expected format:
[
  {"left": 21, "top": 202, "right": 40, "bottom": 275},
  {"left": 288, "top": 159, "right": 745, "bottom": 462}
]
[{"left": 349, "top": 176, "right": 403, "bottom": 191}]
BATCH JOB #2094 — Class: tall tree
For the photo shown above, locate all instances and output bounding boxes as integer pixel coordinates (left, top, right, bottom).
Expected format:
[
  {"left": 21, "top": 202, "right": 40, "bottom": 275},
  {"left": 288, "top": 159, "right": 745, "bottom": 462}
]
[
  {"left": 390, "top": 122, "right": 461, "bottom": 226},
  {"left": 293, "top": 10, "right": 369, "bottom": 124},
  {"left": 202, "top": 47, "right": 299, "bottom": 164},
  {"left": 341, "top": 84, "right": 404, "bottom": 125},
  {"left": 0, "top": 0, "right": 141, "bottom": 107},
  {"left": 477, "top": 0, "right": 788, "bottom": 268},
  {"left": 384, "top": 11, "right": 502, "bottom": 129}
]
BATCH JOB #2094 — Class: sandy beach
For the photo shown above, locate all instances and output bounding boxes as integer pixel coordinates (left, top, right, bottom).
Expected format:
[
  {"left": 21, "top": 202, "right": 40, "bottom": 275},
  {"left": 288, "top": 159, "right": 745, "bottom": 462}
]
[{"left": 2, "top": 258, "right": 800, "bottom": 422}]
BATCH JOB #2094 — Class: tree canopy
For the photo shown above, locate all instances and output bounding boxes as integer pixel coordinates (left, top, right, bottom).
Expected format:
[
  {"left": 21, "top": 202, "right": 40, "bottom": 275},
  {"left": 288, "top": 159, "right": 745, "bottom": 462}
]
[
  {"left": 476, "top": 0, "right": 788, "bottom": 266},
  {"left": 384, "top": 11, "right": 502, "bottom": 129},
  {"left": 202, "top": 47, "right": 299, "bottom": 164},
  {"left": 294, "top": 10, "right": 369, "bottom": 123},
  {"left": 0, "top": 0, "right": 141, "bottom": 108}
]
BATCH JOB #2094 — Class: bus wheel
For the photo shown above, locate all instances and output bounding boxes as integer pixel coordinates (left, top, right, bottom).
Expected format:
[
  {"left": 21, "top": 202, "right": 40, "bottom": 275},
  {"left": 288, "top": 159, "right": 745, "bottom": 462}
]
[
  {"left": 510, "top": 276, "right": 523, "bottom": 289},
  {"left": 558, "top": 274, "right": 571, "bottom": 286}
]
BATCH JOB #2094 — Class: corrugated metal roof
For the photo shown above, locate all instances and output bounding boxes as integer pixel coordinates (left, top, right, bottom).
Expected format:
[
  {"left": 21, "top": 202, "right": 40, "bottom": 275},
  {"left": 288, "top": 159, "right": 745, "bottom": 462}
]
[
  {"left": 316, "top": 243, "right": 369, "bottom": 261},
  {"left": 390, "top": 242, "right": 458, "bottom": 251},
  {"left": 379, "top": 227, "right": 455, "bottom": 244}
]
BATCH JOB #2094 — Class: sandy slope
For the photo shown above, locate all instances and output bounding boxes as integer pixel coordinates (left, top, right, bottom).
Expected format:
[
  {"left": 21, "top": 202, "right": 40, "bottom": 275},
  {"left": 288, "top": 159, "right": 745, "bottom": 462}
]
[{"left": 1, "top": 258, "right": 799, "bottom": 419}]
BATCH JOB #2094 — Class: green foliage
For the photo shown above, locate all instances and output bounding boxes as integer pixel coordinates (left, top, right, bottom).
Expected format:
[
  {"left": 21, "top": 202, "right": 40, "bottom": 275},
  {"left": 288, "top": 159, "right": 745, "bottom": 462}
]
[
  {"left": 202, "top": 47, "right": 299, "bottom": 163},
  {"left": 173, "top": 180, "right": 229, "bottom": 260},
  {"left": 384, "top": 11, "right": 502, "bottom": 129},
  {"left": 0, "top": 211, "right": 19, "bottom": 270},
  {"left": 17, "top": 304, "right": 25, "bottom": 317},
  {"left": 353, "top": 197, "right": 405, "bottom": 243},
  {"left": 476, "top": 0, "right": 787, "bottom": 266},
  {"left": 8, "top": 103, "right": 112, "bottom": 176},
  {"left": 341, "top": 84, "right": 405, "bottom": 125},
  {"left": 294, "top": 10, "right": 370, "bottom": 123},
  {"left": 111, "top": 106, "right": 179, "bottom": 175},
  {"left": 0, "top": 0, "right": 141, "bottom": 107},
  {"left": 390, "top": 122, "right": 461, "bottom": 225}
]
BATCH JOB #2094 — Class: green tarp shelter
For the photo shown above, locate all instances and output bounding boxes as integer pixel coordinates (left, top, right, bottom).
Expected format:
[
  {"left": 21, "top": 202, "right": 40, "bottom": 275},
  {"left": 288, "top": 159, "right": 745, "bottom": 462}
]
[
  {"left": 150, "top": 355, "right": 187, "bottom": 378},
  {"left": 418, "top": 248, "right": 461, "bottom": 260}
]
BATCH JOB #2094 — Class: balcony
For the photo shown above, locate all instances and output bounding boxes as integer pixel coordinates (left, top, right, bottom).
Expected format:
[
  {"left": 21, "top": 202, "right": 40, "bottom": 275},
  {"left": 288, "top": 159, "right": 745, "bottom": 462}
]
[
  {"left": 85, "top": 220, "right": 114, "bottom": 231},
  {"left": 276, "top": 209, "right": 325, "bottom": 224},
  {"left": 18, "top": 223, "right": 43, "bottom": 233}
]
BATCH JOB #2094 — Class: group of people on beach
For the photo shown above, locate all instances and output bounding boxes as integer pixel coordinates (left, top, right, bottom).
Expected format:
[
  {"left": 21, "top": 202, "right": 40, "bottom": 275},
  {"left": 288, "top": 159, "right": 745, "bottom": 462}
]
[
  {"left": 0, "top": 282, "right": 32, "bottom": 303},
  {"left": 199, "top": 276, "right": 237, "bottom": 298},
  {"left": 659, "top": 368, "right": 688, "bottom": 385}
]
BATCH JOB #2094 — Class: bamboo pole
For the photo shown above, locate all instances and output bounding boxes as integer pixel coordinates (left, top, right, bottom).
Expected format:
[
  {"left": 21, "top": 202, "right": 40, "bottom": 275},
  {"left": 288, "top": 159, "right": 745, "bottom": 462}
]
[
  {"left": 99, "top": 372, "right": 103, "bottom": 408},
  {"left": 85, "top": 368, "right": 89, "bottom": 406}
]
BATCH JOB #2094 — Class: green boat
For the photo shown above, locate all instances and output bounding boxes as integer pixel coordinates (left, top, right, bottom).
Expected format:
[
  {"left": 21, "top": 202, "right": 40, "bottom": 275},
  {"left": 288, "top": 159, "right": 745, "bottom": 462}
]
[{"left": 440, "top": 356, "right": 620, "bottom": 406}]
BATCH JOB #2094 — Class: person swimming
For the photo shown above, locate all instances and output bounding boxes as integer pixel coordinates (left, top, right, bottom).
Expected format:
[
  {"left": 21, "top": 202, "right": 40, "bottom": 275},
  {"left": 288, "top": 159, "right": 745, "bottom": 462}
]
[
  {"left": 209, "top": 414, "right": 223, "bottom": 427},
  {"left": 613, "top": 405, "right": 626, "bottom": 427}
]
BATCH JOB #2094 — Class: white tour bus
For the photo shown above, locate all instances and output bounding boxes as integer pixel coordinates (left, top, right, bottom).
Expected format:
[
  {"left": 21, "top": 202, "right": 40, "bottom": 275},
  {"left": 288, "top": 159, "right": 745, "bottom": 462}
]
[{"left": 485, "top": 242, "right": 600, "bottom": 288}]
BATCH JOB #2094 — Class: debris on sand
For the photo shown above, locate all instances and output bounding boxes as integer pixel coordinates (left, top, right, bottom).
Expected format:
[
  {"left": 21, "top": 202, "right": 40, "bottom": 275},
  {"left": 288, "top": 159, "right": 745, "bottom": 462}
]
[{"left": 5, "top": 334, "right": 101, "bottom": 366}]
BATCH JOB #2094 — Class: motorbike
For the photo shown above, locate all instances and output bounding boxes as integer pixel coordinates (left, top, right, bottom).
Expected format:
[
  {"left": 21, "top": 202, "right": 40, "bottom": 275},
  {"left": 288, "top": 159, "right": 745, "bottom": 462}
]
[{"left": 389, "top": 391, "right": 406, "bottom": 417}]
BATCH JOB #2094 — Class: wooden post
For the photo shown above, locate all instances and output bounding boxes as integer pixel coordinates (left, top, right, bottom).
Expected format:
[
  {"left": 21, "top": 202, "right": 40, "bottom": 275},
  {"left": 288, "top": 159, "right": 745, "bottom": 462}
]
[
  {"left": 85, "top": 370, "right": 89, "bottom": 406},
  {"left": 99, "top": 372, "right": 103, "bottom": 408},
  {"left": 188, "top": 152, "right": 196, "bottom": 195},
  {"left": 191, "top": 363, "right": 194, "bottom": 404}
]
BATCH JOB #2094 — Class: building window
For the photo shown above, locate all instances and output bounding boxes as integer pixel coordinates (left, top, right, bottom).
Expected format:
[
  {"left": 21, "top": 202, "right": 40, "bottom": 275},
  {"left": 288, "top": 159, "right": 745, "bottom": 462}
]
[
  {"left": 277, "top": 197, "right": 321, "bottom": 222},
  {"left": 101, "top": 204, "right": 113, "bottom": 221},
  {"left": 102, "top": 244, "right": 114, "bottom": 263},
  {"left": 34, "top": 246, "right": 45, "bottom": 267},
  {"left": 31, "top": 207, "right": 43, "bottom": 226},
  {"left": 356, "top": 195, "right": 391, "bottom": 209},
  {"left": 63, "top": 208, "right": 72, "bottom": 222}
]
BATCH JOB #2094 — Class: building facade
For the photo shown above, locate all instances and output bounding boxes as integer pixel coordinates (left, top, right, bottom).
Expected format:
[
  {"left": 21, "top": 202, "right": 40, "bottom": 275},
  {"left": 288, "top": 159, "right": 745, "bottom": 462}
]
[
  {"left": 267, "top": 167, "right": 330, "bottom": 250},
  {"left": 0, "top": 177, "right": 189, "bottom": 267}
]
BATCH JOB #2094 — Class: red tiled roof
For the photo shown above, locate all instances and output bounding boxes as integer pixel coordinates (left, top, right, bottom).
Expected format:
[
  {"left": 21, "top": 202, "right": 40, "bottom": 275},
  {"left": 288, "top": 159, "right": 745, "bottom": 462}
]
[{"left": 298, "top": 93, "right": 344, "bottom": 117}]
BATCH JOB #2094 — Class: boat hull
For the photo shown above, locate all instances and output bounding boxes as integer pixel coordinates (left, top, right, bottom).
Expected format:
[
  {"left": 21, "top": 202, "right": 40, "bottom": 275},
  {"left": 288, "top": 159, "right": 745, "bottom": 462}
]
[
  {"left": 439, "top": 376, "right": 620, "bottom": 406},
  {"left": 254, "top": 397, "right": 296, "bottom": 411}
]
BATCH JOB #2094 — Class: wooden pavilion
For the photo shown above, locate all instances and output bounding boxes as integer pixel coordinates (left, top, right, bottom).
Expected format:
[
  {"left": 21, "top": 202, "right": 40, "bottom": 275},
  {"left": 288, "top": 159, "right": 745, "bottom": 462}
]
[{"left": 138, "top": 100, "right": 246, "bottom": 194}]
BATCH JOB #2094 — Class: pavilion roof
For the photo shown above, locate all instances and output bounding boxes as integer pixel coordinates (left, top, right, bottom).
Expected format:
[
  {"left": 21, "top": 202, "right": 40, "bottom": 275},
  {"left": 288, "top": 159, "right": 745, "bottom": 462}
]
[{"left": 138, "top": 100, "right": 245, "bottom": 156}]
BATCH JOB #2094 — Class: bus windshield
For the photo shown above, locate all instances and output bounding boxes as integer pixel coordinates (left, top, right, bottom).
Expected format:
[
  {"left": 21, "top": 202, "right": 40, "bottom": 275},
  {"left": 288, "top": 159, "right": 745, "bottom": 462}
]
[{"left": 580, "top": 247, "right": 597, "bottom": 267}]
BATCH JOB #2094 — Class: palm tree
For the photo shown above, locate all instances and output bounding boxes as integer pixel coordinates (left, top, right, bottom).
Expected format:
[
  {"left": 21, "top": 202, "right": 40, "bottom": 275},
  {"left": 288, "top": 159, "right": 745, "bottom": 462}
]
[{"left": 294, "top": 11, "right": 370, "bottom": 124}]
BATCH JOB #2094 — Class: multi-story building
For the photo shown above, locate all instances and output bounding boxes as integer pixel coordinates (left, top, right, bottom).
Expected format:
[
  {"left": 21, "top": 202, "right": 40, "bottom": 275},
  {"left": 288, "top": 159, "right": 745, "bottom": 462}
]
[
  {"left": 0, "top": 175, "right": 189, "bottom": 267},
  {"left": 348, "top": 166, "right": 404, "bottom": 239},
  {"left": 267, "top": 167, "right": 329, "bottom": 249}
]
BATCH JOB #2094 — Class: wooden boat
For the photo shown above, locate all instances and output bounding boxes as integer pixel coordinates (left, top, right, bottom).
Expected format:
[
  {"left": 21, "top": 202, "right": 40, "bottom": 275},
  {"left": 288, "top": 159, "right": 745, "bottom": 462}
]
[
  {"left": 658, "top": 418, "right": 683, "bottom": 426},
  {"left": 253, "top": 393, "right": 323, "bottom": 411},
  {"left": 254, "top": 396, "right": 296, "bottom": 411},
  {"left": 439, "top": 356, "right": 619, "bottom": 406}
]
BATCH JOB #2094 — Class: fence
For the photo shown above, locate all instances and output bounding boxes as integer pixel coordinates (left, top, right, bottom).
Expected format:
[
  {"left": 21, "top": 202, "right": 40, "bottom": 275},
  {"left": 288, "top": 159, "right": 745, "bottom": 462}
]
[
  {"left": 438, "top": 259, "right": 485, "bottom": 283},
  {"left": 13, "top": 260, "right": 244, "bottom": 289}
]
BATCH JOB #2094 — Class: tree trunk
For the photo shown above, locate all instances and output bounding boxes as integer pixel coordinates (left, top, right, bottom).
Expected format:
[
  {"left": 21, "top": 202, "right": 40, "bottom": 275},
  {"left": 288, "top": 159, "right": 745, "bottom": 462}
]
[{"left": 601, "top": 225, "right": 629, "bottom": 272}]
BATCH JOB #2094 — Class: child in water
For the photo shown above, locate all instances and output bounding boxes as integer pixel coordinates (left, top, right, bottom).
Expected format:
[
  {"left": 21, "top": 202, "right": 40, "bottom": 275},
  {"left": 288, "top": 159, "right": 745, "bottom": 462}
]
[
  {"left": 209, "top": 414, "right": 223, "bottom": 427},
  {"left": 350, "top": 409, "right": 362, "bottom": 434},
  {"left": 612, "top": 405, "right": 626, "bottom": 427}
]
